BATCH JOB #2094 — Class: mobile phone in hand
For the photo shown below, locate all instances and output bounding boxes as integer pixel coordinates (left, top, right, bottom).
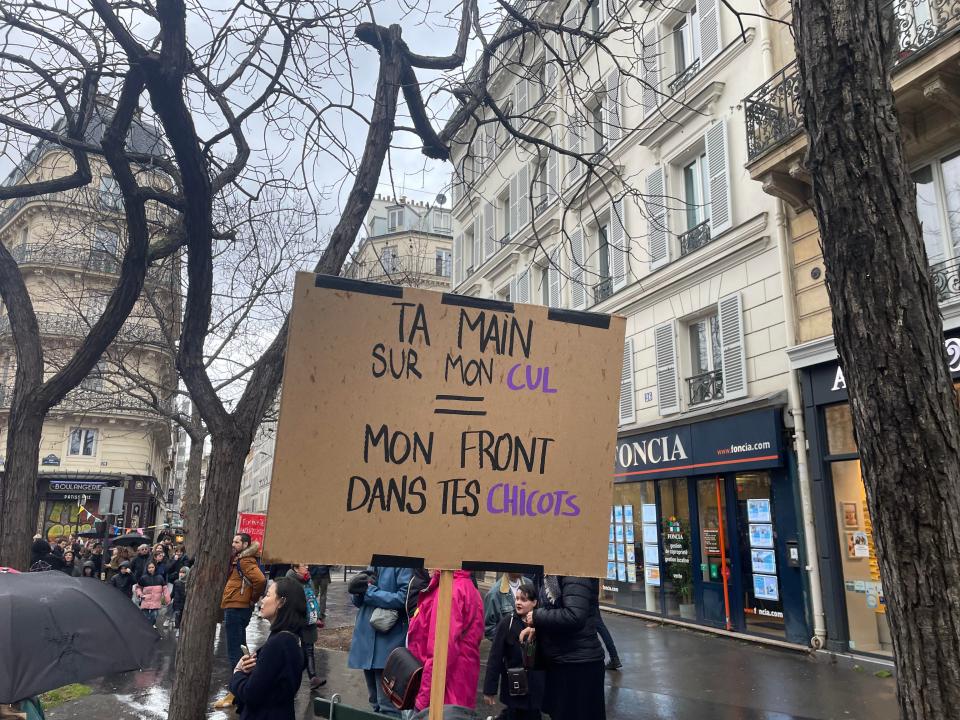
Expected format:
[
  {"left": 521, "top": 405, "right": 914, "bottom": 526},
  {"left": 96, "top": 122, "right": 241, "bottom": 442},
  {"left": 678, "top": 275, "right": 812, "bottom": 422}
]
[{"left": 241, "top": 644, "right": 250, "bottom": 657}]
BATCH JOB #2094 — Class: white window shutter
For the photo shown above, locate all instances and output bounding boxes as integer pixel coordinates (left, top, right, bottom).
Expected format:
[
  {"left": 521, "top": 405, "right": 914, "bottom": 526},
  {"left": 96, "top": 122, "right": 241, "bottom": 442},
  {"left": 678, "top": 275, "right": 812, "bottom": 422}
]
[
  {"left": 518, "top": 162, "right": 530, "bottom": 230},
  {"left": 509, "top": 276, "right": 517, "bottom": 301},
  {"left": 718, "top": 292, "right": 747, "bottom": 400},
  {"left": 705, "top": 120, "right": 732, "bottom": 235},
  {"left": 640, "top": 25, "right": 660, "bottom": 118},
  {"left": 697, "top": 0, "right": 721, "bottom": 62},
  {"left": 515, "top": 267, "right": 531, "bottom": 304},
  {"left": 654, "top": 321, "right": 680, "bottom": 415},
  {"left": 646, "top": 166, "right": 669, "bottom": 270},
  {"left": 545, "top": 61, "right": 558, "bottom": 90},
  {"left": 452, "top": 169, "right": 462, "bottom": 204},
  {"left": 484, "top": 202, "right": 496, "bottom": 258},
  {"left": 517, "top": 79, "right": 529, "bottom": 115},
  {"left": 548, "top": 247, "right": 561, "bottom": 307},
  {"left": 454, "top": 233, "right": 463, "bottom": 284},
  {"left": 509, "top": 173, "right": 520, "bottom": 235},
  {"left": 547, "top": 149, "right": 559, "bottom": 200},
  {"left": 563, "top": 2, "right": 579, "bottom": 56},
  {"left": 606, "top": 69, "right": 622, "bottom": 144},
  {"left": 619, "top": 337, "right": 635, "bottom": 425},
  {"left": 609, "top": 199, "right": 628, "bottom": 290},
  {"left": 568, "top": 111, "right": 584, "bottom": 181},
  {"left": 570, "top": 226, "right": 587, "bottom": 309},
  {"left": 472, "top": 227, "right": 481, "bottom": 271}
]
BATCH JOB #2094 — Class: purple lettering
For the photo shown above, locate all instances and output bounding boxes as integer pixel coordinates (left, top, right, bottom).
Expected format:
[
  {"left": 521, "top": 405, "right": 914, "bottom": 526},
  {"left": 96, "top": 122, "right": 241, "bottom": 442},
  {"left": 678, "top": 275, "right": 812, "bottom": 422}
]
[
  {"left": 542, "top": 367, "right": 558, "bottom": 394},
  {"left": 526, "top": 490, "right": 540, "bottom": 517},
  {"left": 507, "top": 363, "right": 525, "bottom": 390},
  {"left": 537, "top": 492, "right": 555, "bottom": 515},
  {"left": 562, "top": 494, "right": 581, "bottom": 517},
  {"left": 487, "top": 483, "right": 505, "bottom": 514}
]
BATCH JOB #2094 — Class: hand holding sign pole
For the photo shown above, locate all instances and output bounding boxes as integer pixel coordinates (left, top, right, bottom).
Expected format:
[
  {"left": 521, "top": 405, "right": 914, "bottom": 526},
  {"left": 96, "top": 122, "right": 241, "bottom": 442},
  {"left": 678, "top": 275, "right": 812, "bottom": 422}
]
[{"left": 264, "top": 274, "right": 625, "bottom": 718}]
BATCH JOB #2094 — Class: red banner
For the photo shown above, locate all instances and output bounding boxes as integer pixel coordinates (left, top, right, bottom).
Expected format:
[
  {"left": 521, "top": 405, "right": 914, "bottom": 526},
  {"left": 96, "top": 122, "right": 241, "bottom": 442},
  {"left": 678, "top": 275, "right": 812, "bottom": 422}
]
[{"left": 237, "top": 512, "right": 267, "bottom": 554}]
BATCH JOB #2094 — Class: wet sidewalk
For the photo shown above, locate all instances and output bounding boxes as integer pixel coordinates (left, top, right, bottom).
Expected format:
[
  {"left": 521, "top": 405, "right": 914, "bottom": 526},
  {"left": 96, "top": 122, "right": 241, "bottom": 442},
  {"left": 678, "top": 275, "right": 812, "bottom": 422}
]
[{"left": 47, "top": 579, "right": 897, "bottom": 720}]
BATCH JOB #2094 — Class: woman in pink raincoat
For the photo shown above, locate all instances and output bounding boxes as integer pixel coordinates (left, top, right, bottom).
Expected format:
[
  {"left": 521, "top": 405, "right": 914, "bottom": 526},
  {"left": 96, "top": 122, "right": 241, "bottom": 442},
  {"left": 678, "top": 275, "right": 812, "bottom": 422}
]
[{"left": 407, "top": 569, "right": 484, "bottom": 712}]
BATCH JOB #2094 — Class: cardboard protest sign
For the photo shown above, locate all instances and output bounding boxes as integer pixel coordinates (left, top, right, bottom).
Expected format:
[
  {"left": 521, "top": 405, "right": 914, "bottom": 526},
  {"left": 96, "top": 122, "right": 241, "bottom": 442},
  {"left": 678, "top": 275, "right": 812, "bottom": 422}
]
[
  {"left": 237, "top": 512, "right": 267, "bottom": 554},
  {"left": 264, "top": 273, "right": 624, "bottom": 577}
]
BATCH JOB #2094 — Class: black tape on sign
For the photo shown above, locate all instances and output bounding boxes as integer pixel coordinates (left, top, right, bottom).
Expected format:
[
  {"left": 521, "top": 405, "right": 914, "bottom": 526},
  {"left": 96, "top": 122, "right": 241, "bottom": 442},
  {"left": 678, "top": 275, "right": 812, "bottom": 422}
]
[
  {"left": 547, "top": 307, "right": 611, "bottom": 329},
  {"left": 462, "top": 560, "right": 544, "bottom": 577},
  {"left": 371, "top": 554, "right": 425, "bottom": 569},
  {"left": 314, "top": 273, "right": 404, "bottom": 298},
  {"left": 441, "top": 293, "right": 515, "bottom": 314}
]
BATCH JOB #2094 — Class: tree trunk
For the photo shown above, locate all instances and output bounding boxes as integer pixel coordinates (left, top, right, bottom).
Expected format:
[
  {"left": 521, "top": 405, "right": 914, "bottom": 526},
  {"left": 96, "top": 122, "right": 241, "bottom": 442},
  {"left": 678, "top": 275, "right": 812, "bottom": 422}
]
[
  {"left": 794, "top": 2, "right": 960, "bottom": 717},
  {"left": 0, "top": 403, "right": 45, "bottom": 569},
  {"left": 167, "top": 434, "right": 247, "bottom": 720},
  {"left": 181, "top": 430, "right": 205, "bottom": 556}
]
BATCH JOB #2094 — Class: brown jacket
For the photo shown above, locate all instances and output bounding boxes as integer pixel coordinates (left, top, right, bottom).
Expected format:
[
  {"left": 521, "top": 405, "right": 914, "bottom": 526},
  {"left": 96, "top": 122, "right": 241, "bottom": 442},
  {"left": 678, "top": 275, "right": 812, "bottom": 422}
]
[{"left": 221, "top": 541, "right": 266, "bottom": 609}]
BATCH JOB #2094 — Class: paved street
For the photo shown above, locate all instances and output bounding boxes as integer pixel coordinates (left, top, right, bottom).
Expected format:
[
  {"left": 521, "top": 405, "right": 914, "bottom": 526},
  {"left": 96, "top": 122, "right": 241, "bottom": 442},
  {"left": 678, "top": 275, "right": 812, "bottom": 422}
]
[{"left": 46, "top": 579, "right": 897, "bottom": 720}]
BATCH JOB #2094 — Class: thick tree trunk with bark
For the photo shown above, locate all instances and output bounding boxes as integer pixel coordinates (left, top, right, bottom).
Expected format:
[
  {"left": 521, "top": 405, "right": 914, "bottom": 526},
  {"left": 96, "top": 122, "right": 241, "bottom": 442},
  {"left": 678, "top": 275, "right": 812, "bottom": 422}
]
[
  {"left": 167, "top": 436, "right": 247, "bottom": 718},
  {"left": 1, "top": 403, "right": 45, "bottom": 568},
  {"left": 794, "top": 2, "right": 960, "bottom": 717},
  {"left": 181, "top": 428, "right": 206, "bottom": 555}
]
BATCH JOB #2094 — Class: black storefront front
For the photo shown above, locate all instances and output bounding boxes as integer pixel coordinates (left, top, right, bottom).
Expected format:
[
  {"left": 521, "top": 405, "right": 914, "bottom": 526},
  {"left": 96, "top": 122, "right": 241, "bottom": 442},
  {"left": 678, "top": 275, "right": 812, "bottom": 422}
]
[
  {"left": 605, "top": 406, "right": 810, "bottom": 645},
  {"left": 800, "top": 333, "right": 960, "bottom": 656}
]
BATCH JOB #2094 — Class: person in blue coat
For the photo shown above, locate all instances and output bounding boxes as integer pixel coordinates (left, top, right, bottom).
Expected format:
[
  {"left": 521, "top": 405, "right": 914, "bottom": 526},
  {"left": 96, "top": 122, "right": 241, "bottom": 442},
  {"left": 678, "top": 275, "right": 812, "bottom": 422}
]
[{"left": 346, "top": 566, "right": 414, "bottom": 717}]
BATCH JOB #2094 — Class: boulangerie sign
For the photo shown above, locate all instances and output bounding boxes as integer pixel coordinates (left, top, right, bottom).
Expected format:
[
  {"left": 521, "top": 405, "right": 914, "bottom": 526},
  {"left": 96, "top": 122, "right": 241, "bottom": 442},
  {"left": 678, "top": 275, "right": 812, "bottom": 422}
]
[{"left": 263, "top": 273, "right": 625, "bottom": 576}]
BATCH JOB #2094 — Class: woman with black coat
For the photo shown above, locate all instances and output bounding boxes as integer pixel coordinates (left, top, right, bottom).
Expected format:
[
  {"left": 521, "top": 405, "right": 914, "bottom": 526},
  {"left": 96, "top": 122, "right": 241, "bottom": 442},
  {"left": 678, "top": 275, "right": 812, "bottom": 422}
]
[
  {"left": 520, "top": 575, "right": 605, "bottom": 720},
  {"left": 483, "top": 583, "right": 544, "bottom": 720},
  {"left": 230, "top": 576, "right": 306, "bottom": 720}
]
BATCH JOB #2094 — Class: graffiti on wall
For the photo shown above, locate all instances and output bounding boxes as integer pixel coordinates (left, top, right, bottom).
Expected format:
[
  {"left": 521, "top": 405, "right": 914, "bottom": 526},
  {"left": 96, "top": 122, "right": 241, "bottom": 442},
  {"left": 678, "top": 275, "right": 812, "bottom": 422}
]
[{"left": 43, "top": 499, "right": 101, "bottom": 540}]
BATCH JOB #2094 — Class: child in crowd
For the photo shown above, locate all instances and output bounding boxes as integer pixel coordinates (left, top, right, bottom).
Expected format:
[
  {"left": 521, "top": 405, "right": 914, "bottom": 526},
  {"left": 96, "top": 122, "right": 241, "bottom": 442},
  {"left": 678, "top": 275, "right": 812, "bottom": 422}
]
[
  {"left": 172, "top": 566, "right": 190, "bottom": 630},
  {"left": 110, "top": 560, "right": 136, "bottom": 598},
  {"left": 483, "top": 583, "right": 545, "bottom": 720}
]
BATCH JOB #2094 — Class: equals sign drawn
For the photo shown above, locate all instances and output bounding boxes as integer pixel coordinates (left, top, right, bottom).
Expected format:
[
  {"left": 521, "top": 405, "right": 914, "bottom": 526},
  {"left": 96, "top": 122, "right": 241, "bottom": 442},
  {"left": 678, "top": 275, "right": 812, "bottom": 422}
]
[{"left": 434, "top": 394, "right": 487, "bottom": 416}]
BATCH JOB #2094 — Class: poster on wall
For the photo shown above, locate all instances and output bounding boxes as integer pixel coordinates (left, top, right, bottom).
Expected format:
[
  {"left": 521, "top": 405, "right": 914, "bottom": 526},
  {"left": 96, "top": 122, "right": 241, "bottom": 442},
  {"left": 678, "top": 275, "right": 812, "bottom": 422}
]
[
  {"left": 607, "top": 562, "right": 617, "bottom": 580},
  {"left": 626, "top": 544, "right": 636, "bottom": 563},
  {"left": 609, "top": 525, "right": 615, "bottom": 542},
  {"left": 624, "top": 505, "right": 634, "bottom": 524},
  {"left": 642, "top": 503, "right": 657, "bottom": 524},
  {"left": 617, "top": 563, "right": 627, "bottom": 582},
  {"left": 841, "top": 501, "right": 859, "bottom": 529},
  {"left": 644, "top": 565, "right": 661, "bottom": 587},
  {"left": 614, "top": 505, "right": 624, "bottom": 523},
  {"left": 643, "top": 544, "right": 659, "bottom": 565},
  {"left": 642, "top": 524, "right": 657, "bottom": 545},
  {"left": 746, "top": 499, "right": 772, "bottom": 523},
  {"left": 615, "top": 525, "right": 625, "bottom": 543},
  {"left": 748, "top": 523, "right": 774, "bottom": 548},
  {"left": 625, "top": 524, "right": 635, "bottom": 543},
  {"left": 753, "top": 574, "right": 780, "bottom": 601},
  {"left": 751, "top": 549, "right": 776, "bottom": 574},
  {"left": 847, "top": 530, "right": 870, "bottom": 558},
  {"left": 627, "top": 565, "right": 637, "bottom": 583},
  {"left": 264, "top": 275, "right": 626, "bottom": 574},
  {"left": 616, "top": 544, "right": 625, "bottom": 562},
  {"left": 608, "top": 543, "right": 615, "bottom": 561}
]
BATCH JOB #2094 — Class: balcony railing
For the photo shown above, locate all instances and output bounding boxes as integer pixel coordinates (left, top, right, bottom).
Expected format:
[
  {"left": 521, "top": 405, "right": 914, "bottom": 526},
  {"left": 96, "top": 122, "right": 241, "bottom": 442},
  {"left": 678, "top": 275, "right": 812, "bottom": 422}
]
[
  {"left": 534, "top": 199, "right": 550, "bottom": 218},
  {"left": 679, "top": 220, "right": 712, "bottom": 257},
  {"left": 593, "top": 276, "right": 614, "bottom": 303},
  {"left": 744, "top": 1, "right": 960, "bottom": 161},
  {"left": 688, "top": 369, "right": 724, "bottom": 406},
  {"left": 10, "top": 242, "right": 175, "bottom": 285},
  {"left": 932, "top": 256, "right": 960, "bottom": 302},
  {"left": 342, "top": 253, "right": 452, "bottom": 284},
  {"left": 0, "top": 311, "right": 166, "bottom": 345},
  {"left": 668, "top": 58, "right": 702, "bottom": 94},
  {"left": 500, "top": 233, "right": 511, "bottom": 248},
  {"left": 0, "top": 383, "right": 170, "bottom": 417},
  {"left": 0, "top": 187, "right": 127, "bottom": 230}
]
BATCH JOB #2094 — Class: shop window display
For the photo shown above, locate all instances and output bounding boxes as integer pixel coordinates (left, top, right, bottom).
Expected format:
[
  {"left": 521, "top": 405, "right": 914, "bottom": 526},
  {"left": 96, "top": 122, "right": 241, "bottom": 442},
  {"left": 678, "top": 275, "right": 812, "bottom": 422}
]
[
  {"left": 735, "top": 472, "right": 786, "bottom": 638},
  {"left": 601, "top": 482, "right": 660, "bottom": 613}
]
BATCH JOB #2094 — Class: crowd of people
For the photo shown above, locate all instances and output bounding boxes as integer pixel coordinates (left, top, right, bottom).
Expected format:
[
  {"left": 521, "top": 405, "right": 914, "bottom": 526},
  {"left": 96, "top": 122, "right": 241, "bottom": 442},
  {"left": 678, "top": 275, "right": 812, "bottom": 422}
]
[{"left": 28, "top": 532, "right": 194, "bottom": 629}]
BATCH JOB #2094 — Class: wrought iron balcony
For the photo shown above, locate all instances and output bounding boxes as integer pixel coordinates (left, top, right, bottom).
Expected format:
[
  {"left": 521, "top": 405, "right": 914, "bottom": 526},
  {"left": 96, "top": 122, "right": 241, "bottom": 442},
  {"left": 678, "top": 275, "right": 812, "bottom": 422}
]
[
  {"left": 534, "top": 199, "right": 550, "bottom": 218},
  {"left": 342, "top": 253, "right": 453, "bottom": 285},
  {"left": 932, "top": 256, "right": 960, "bottom": 303},
  {"left": 668, "top": 59, "right": 702, "bottom": 94},
  {"left": 0, "top": 383, "right": 171, "bottom": 417},
  {"left": 688, "top": 369, "right": 723, "bottom": 406},
  {"left": 679, "top": 220, "right": 712, "bottom": 257},
  {"left": 500, "top": 233, "right": 511, "bottom": 248},
  {"left": 593, "top": 276, "right": 614, "bottom": 303},
  {"left": 10, "top": 242, "right": 174, "bottom": 285},
  {"left": 745, "top": 1, "right": 960, "bottom": 162},
  {"left": 0, "top": 311, "right": 166, "bottom": 345}
]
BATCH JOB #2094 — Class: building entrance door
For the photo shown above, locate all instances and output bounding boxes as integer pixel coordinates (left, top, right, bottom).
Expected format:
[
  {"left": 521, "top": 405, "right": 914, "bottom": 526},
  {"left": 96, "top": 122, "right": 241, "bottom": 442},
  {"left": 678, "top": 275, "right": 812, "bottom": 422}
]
[{"left": 696, "top": 476, "right": 733, "bottom": 629}]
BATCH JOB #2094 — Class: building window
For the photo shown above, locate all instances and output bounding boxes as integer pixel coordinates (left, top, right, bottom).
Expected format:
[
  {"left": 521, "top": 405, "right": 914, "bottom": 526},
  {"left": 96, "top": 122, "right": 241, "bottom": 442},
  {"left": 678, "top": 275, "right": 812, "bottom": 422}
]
[
  {"left": 595, "top": 222, "right": 613, "bottom": 303},
  {"left": 589, "top": 0, "right": 602, "bottom": 31},
  {"left": 687, "top": 312, "right": 722, "bottom": 406},
  {"left": 19, "top": 226, "right": 28, "bottom": 247},
  {"left": 80, "top": 361, "right": 105, "bottom": 392},
  {"left": 533, "top": 157, "right": 549, "bottom": 215},
  {"left": 380, "top": 245, "right": 398, "bottom": 272},
  {"left": 433, "top": 210, "right": 451, "bottom": 232},
  {"left": 497, "top": 282, "right": 511, "bottom": 302},
  {"left": 673, "top": 7, "right": 701, "bottom": 78},
  {"left": 499, "top": 187, "right": 511, "bottom": 243},
  {"left": 678, "top": 151, "right": 712, "bottom": 257},
  {"left": 68, "top": 428, "right": 98, "bottom": 456},
  {"left": 590, "top": 100, "right": 605, "bottom": 153},
  {"left": 99, "top": 176, "right": 122, "bottom": 210},
  {"left": 388, "top": 207, "right": 404, "bottom": 232},
  {"left": 914, "top": 150, "right": 960, "bottom": 268},
  {"left": 436, "top": 249, "right": 452, "bottom": 277}
]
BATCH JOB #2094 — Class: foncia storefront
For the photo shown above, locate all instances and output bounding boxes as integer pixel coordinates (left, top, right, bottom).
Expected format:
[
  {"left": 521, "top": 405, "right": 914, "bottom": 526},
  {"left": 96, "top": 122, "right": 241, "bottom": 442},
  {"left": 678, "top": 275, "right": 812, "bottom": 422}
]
[
  {"left": 799, "top": 351, "right": 960, "bottom": 656},
  {"left": 605, "top": 407, "right": 810, "bottom": 645}
]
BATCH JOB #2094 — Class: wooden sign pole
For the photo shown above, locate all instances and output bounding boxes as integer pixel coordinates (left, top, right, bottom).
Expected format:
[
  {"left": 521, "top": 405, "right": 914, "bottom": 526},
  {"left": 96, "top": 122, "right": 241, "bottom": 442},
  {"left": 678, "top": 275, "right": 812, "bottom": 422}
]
[{"left": 427, "top": 569, "right": 454, "bottom": 720}]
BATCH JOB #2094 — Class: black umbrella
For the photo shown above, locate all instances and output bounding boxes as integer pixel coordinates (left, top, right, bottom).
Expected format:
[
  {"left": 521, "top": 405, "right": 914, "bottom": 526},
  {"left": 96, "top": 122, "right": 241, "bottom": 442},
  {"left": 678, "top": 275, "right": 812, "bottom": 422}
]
[
  {"left": 76, "top": 529, "right": 100, "bottom": 539},
  {"left": 110, "top": 532, "right": 151, "bottom": 548},
  {"left": 0, "top": 572, "right": 160, "bottom": 703}
]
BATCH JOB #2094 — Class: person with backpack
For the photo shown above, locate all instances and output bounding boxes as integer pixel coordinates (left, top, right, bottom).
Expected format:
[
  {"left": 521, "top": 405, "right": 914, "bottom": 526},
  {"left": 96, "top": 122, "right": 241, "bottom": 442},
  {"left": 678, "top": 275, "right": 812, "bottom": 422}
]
[
  {"left": 285, "top": 564, "right": 327, "bottom": 691},
  {"left": 307, "top": 565, "right": 331, "bottom": 627}
]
